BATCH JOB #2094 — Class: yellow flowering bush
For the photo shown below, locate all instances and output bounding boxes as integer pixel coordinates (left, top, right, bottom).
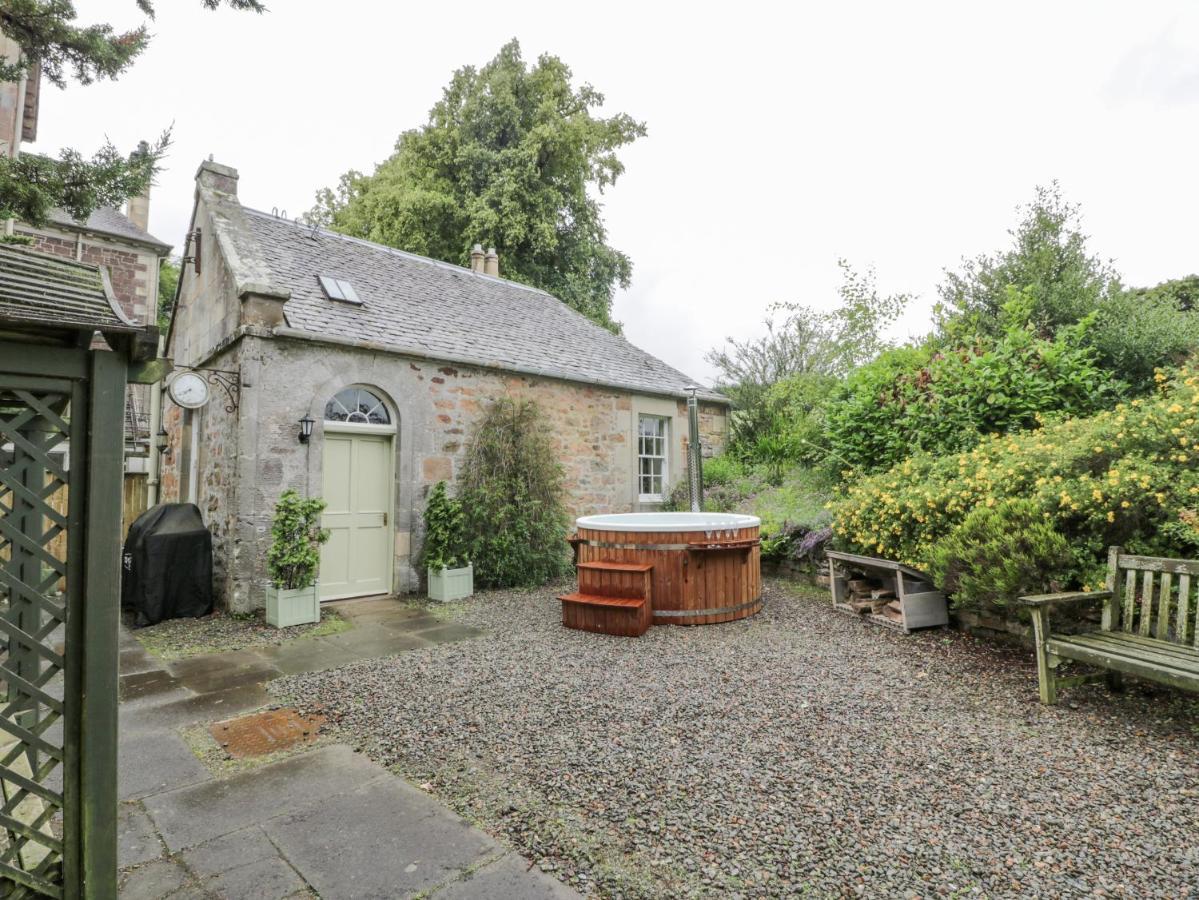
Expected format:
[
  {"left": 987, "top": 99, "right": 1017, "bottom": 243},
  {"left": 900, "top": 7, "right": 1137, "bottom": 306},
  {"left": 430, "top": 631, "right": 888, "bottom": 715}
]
[{"left": 829, "top": 365, "right": 1199, "bottom": 608}]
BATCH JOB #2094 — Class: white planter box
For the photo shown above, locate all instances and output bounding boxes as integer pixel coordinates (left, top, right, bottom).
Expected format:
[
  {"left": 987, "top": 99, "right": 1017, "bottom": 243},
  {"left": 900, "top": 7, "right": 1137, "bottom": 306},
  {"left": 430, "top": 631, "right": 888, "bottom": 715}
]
[
  {"left": 427, "top": 564, "right": 473, "bottom": 602},
  {"left": 266, "top": 583, "right": 320, "bottom": 628}
]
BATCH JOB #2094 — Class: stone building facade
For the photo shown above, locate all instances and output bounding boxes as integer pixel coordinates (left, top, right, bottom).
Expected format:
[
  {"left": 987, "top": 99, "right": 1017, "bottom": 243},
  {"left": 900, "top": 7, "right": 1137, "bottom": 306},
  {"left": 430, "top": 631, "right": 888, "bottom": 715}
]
[{"left": 163, "top": 161, "right": 729, "bottom": 612}]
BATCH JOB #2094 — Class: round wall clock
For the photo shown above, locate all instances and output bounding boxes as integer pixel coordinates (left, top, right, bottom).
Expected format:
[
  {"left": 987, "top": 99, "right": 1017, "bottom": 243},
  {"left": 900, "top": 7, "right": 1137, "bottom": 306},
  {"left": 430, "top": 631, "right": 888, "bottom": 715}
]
[{"left": 168, "top": 371, "right": 210, "bottom": 409}]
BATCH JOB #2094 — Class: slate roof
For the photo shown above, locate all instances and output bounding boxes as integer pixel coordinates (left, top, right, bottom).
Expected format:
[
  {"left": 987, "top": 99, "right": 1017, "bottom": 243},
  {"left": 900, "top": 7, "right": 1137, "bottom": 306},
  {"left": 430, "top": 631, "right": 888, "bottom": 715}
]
[
  {"left": 45, "top": 205, "right": 171, "bottom": 252},
  {"left": 0, "top": 243, "right": 139, "bottom": 333},
  {"left": 239, "top": 208, "right": 725, "bottom": 403}
]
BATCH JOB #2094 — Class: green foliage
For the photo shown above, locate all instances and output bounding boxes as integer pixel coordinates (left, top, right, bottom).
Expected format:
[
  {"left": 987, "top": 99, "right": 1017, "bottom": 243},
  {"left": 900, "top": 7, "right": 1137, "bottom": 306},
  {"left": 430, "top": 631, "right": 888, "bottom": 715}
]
[
  {"left": 663, "top": 457, "right": 832, "bottom": 562},
  {"left": 828, "top": 365, "right": 1199, "bottom": 607},
  {"left": 936, "top": 183, "right": 1198, "bottom": 393},
  {"left": 157, "top": 256, "right": 179, "bottom": 329},
  {"left": 662, "top": 454, "right": 771, "bottom": 514},
  {"left": 825, "top": 299, "right": 1123, "bottom": 475},
  {"left": 1090, "top": 285, "right": 1199, "bottom": 391},
  {"left": 458, "top": 397, "right": 570, "bottom": 588},
  {"left": 937, "top": 182, "right": 1121, "bottom": 340},
  {"left": 307, "top": 39, "right": 645, "bottom": 330},
  {"left": 0, "top": 1, "right": 261, "bottom": 225},
  {"left": 0, "top": 135, "right": 168, "bottom": 226},
  {"left": 744, "top": 372, "right": 839, "bottom": 475},
  {"left": 266, "top": 490, "right": 330, "bottom": 591},
  {"left": 708, "top": 261, "right": 907, "bottom": 465},
  {"left": 1127, "top": 274, "right": 1199, "bottom": 312},
  {"left": 421, "top": 481, "right": 467, "bottom": 571},
  {"left": 925, "top": 498, "right": 1073, "bottom": 609}
]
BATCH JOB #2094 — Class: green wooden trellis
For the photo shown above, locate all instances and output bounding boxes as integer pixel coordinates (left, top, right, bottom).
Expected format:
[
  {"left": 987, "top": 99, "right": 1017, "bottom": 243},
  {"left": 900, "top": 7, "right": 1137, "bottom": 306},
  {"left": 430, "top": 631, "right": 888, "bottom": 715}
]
[
  {"left": 0, "top": 243, "right": 163, "bottom": 899},
  {"left": 0, "top": 343, "right": 128, "bottom": 898}
]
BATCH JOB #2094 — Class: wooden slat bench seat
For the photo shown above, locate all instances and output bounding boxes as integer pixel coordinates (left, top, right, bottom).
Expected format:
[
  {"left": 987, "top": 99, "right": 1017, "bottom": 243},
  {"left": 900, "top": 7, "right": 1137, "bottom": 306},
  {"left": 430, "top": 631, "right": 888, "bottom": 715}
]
[{"left": 1021, "top": 546, "right": 1199, "bottom": 704}]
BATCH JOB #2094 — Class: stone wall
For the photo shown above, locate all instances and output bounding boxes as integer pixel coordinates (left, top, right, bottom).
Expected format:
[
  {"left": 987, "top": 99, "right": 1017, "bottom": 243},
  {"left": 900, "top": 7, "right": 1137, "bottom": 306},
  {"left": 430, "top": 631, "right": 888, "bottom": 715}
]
[
  {"left": 157, "top": 343, "right": 244, "bottom": 606},
  {"left": 162, "top": 328, "right": 730, "bottom": 612}
]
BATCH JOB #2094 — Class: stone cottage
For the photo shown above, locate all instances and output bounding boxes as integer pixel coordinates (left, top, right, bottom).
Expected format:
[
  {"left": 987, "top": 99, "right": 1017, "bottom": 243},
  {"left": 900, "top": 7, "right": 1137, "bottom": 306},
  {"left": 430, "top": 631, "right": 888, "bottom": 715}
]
[{"left": 161, "top": 160, "right": 729, "bottom": 612}]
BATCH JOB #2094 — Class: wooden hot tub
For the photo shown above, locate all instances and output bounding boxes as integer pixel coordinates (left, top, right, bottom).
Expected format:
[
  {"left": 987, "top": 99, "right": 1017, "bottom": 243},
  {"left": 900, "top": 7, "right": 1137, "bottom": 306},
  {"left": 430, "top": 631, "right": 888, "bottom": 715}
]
[{"left": 572, "top": 513, "right": 762, "bottom": 626}]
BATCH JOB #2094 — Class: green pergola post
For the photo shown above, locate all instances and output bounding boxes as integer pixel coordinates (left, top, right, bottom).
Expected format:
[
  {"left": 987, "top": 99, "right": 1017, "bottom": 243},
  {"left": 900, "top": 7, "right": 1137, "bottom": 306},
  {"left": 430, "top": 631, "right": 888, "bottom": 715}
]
[{"left": 78, "top": 349, "right": 125, "bottom": 899}]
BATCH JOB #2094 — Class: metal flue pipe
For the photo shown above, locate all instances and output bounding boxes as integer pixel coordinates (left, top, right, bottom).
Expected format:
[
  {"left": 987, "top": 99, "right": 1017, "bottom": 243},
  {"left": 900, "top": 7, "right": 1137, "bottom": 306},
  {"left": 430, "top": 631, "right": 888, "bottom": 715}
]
[{"left": 686, "top": 386, "right": 704, "bottom": 513}]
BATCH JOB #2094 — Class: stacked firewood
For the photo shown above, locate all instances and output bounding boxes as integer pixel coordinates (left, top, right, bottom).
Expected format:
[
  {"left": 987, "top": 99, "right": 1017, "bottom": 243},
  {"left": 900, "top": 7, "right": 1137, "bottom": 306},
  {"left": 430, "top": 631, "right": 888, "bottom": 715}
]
[{"left": 845, "top": 577, "right": 903, "bottom": 623}]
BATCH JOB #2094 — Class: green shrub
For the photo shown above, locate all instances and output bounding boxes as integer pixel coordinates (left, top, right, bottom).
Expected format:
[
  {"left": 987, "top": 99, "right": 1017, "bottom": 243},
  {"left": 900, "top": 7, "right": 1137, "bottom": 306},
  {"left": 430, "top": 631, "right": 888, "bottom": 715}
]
[
  {"left": 700, "top": 453, "right": 743, "bottom": 488},
  {"left": 828, "top": 365, "right": 1199, "bottom": 607},
  {"left": 664, "top": 457, "right": 833, "bottom": 563},
  {"left": 420, "top": 481, "right": 467, "bottom": 571},
  {"left": 662, "top": 455, "right": 771, "bottom": 514},
  {"left": 825, "top": 300, "right": 1123, "bottom": 475},
  {"left": 458, "top": 398, "right": 570, "bottom": 588},
  {"left": 744, "top": 372, "right": 839, "bottom": 475},
  {"left": 267, "top": 490, "right": 329, "bottom": 590},
  {"left": 1091, "top": 288, "right": 1199, "bottom": 392},
  {"left": 925, "top": 498, "right": 1072, "bottom": 609}
]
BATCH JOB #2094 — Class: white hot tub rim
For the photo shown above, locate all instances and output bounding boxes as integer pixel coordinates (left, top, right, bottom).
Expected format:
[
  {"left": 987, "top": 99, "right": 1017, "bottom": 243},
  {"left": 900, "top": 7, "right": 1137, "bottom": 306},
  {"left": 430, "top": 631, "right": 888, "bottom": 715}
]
[{"left": 574, "top": 512, "right": 761, "bottom": 533}]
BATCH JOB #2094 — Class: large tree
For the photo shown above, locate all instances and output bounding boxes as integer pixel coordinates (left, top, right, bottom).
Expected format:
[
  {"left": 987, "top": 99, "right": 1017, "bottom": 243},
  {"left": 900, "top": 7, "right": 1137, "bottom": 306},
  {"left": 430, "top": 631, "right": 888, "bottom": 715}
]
[
  {"left": 936, "top": 184, "right": 1198, "bottom": 389},
  {"left": 935, "top": 182, "right": 1121, "bottom": 339},
  {"left": 0, "top": 0, "right": 262, "bottom": 227},
  {"left": 307, "top": 39, "right": 646, "bottom": 330}
]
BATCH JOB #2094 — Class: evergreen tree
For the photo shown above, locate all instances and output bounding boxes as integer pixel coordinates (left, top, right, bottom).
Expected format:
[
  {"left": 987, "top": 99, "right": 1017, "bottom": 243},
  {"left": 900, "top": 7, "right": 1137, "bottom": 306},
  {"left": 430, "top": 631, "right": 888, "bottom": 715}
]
[{"left": 0, "top": 0, "right": 263, "bottom": 226}]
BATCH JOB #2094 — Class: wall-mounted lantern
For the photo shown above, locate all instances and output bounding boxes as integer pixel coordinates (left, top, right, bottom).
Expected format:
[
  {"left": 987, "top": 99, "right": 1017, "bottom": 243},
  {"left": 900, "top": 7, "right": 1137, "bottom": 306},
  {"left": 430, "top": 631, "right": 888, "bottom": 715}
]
[{"left": 298, "top": 415, "right": 315, "bottom": 444}]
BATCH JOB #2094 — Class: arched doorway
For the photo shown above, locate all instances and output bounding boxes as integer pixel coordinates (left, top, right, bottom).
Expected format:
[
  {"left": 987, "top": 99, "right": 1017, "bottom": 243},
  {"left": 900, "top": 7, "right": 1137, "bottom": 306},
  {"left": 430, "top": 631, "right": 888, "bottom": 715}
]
[{"left": 318, "top": 386, "right": 395, "bottom": 600}]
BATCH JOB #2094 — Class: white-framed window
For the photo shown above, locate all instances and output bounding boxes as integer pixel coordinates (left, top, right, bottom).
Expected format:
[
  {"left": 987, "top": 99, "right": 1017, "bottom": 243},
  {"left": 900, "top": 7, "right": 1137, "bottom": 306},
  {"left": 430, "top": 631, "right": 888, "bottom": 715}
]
[{"left": 638, "top": 415, "right": 668, "bottom": 501}]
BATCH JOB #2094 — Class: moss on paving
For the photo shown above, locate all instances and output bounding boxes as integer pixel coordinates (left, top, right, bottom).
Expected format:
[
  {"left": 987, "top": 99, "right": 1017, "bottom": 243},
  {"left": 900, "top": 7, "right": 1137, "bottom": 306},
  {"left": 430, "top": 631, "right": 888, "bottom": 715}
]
[{"left": 133, "top": 607, "right": 350, "bottom": 660}]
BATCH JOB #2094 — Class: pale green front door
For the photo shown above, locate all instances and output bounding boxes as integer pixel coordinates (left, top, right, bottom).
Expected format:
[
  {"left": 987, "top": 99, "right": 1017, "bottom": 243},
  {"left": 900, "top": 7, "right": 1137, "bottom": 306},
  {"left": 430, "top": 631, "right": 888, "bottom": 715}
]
[{"left": 319, "top": 431, "right": 393, "bottom": 600}]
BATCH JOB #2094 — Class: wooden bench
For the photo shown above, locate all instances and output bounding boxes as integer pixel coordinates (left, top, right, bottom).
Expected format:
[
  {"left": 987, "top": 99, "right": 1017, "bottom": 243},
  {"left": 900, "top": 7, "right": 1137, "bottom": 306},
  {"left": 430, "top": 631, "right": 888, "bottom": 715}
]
[{"left": 1020, "top": 546, "right": 1199, "bottom": 705}]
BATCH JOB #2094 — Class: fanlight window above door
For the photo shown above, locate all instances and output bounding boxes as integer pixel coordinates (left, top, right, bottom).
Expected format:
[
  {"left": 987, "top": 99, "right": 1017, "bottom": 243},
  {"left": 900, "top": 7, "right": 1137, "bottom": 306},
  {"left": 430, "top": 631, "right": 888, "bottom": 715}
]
[{"left": 324, "top": 387, "right": 391, "bottom": 425}]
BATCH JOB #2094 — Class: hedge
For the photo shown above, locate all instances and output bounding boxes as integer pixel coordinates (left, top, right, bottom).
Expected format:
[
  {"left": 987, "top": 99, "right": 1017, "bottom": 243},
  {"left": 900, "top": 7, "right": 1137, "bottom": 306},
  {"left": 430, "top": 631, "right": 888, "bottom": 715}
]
[{"left": 828, "top": 365, "right": 1199, "bottom": 608}]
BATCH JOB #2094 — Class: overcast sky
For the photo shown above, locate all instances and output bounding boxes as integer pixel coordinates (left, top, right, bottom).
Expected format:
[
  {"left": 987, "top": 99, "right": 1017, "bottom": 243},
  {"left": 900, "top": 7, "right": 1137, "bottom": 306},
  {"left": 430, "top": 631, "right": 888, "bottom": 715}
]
[{"left": 30, "top": 1, "right": 1199, "bottom": 384}]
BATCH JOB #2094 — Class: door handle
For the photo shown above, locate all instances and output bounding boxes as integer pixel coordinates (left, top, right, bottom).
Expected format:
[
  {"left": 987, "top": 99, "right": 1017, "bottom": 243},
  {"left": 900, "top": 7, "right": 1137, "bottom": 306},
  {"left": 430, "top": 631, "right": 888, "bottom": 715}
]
[{"left": 383, "top": 511, "right": 388, "bottom": 527}]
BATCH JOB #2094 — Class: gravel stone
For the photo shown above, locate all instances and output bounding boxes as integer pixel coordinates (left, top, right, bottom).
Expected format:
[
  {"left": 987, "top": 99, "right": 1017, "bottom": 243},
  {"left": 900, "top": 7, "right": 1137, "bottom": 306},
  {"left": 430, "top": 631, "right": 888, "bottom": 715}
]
[
  {"left": 272, "top": 580, "right": 1199, "bottom": 898},
  {"left": 131, "top": 608, "right": 347, "bottom": 660}
]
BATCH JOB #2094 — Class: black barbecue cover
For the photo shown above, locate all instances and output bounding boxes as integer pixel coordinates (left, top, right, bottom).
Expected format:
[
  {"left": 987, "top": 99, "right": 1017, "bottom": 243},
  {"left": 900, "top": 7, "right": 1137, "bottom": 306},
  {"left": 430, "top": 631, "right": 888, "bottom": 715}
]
[{"left": 122, "top": 503, "right": 213, "bottom": 626}]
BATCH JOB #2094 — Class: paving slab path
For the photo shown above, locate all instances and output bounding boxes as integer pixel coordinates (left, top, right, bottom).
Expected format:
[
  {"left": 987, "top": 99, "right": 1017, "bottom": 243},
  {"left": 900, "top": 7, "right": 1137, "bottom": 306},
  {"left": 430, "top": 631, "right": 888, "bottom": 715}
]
[{"left": 117, "top": 596, "right": 578, "bottom": 899}]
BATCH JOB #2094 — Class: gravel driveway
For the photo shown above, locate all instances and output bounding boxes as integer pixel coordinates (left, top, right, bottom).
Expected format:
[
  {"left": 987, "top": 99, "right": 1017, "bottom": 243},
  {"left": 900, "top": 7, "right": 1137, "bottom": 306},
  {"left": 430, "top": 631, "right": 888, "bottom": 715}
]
[{"left": 273, "top": 580, "right": 1199, "bottom": 898}]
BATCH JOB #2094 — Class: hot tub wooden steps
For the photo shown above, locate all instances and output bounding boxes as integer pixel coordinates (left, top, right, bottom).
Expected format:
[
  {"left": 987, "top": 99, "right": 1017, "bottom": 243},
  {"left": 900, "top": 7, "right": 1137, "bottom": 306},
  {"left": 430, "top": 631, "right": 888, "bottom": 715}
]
[
  {"left": 560, "top": 561, "right": 654, "bottom": 637},
  {"left": 559, "top": 592, "right": 652, "bottom": 637},
  {"left": 558, "top": 592, "right": 644, "bottom": 607}
]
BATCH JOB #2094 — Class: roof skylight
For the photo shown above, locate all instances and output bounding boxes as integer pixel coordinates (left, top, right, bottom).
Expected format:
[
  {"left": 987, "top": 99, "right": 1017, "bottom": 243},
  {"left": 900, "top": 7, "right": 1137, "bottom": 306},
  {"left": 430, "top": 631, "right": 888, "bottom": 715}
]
[{"left": 318, "top": 275, "right": 362, "bottom": 304}]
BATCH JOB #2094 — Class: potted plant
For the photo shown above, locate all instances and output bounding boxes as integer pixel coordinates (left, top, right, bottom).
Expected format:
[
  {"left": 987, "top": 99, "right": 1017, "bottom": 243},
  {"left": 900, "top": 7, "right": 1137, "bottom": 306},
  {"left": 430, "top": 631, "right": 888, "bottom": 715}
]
[
  {"left": 423, "top": 481, "right": 473, "bottom": 601},
  {"left": 265, "top": 489, "right": 330, "bottom": 627}
]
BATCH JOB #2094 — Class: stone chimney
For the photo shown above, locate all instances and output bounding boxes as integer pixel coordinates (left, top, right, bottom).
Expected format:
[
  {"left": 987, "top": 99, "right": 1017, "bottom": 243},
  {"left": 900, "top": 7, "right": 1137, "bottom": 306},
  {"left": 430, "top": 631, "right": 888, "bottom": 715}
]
[
  {"left": 469, "top": 243, "right": 485, "bottom": 273},
  {"left": 126, "top": 187, "right": 150, "bottom": 232},
  {"left": 123, "top": 139, "right": 152, "bottom": 230},
  {"left": 196, "top": 158, "right": 239, "bottom": 196},
  {"left": 484, "top": 247, "right": 499, "bottom": 277}
]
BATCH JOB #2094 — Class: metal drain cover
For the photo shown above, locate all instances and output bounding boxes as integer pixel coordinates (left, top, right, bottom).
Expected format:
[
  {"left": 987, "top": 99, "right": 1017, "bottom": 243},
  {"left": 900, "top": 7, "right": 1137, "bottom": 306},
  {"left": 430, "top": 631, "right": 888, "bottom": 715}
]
[{"left": 209, "top": 708, "right": 325, "bottom": 758}]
